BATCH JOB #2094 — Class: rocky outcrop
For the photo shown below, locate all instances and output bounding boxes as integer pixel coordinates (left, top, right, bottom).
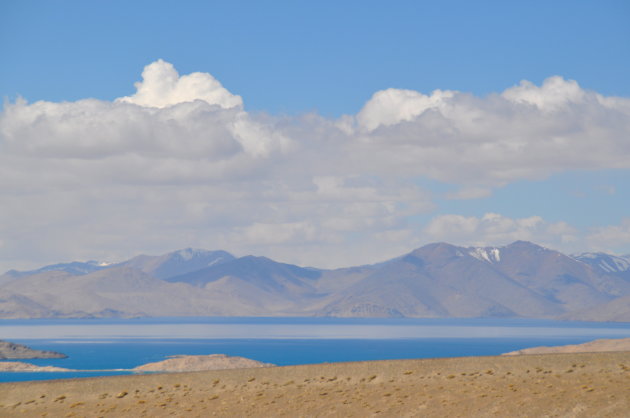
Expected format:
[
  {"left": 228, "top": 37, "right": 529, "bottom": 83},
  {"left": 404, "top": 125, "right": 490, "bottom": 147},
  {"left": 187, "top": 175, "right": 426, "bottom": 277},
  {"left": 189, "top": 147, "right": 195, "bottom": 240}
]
[{"left": 0, "top": 340, "right": 67, "bottom": 359}]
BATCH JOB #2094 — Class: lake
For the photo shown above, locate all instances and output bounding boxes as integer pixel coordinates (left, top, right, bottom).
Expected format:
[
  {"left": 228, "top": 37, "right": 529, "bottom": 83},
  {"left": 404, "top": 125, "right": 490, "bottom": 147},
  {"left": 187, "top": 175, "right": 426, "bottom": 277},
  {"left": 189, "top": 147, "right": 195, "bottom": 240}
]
[{"left": 1, "top": 317, "right": 629, "bottom": 382}]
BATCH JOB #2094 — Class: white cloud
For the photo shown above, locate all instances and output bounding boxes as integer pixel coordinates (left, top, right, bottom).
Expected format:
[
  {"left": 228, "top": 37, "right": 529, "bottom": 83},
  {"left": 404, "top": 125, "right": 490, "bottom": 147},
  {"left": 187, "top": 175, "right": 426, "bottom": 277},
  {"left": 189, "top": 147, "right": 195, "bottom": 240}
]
[
  {"left": 501, "top": 76, "right": 586, "bottom": 111},
  {"left": 348, "top": 76, "right": 630, "bottom": 185},
  {"left": 423, "top": 213, "right": 579, "bottom": 249},
  {"left": 0, "top": 98, "right": 244, "bottom": 161},
  {"left": 116, "top": 59, "right": 242, "bottom": 109},
  {"left": 356, "top": 88, "right": 455, "bottom": 131},
  {"left": 587, "top": 218, "right": 630, "bottom": 253},
  {"left": 0, "top": 61, "right": 629, "bottom": 270},
  {"left": 231, "top": 113, "right": 293, "bottom": 158}
]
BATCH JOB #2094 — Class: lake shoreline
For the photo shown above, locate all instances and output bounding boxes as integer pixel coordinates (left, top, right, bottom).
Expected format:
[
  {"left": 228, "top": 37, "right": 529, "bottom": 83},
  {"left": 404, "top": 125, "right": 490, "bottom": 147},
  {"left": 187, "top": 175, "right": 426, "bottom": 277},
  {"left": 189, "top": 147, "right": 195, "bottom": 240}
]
[
  {"left": 2, "top": 317, "right": 630, "bottom": 383},
  {"left": 5, "top": 336, "right": 630, "bottom": 374}
]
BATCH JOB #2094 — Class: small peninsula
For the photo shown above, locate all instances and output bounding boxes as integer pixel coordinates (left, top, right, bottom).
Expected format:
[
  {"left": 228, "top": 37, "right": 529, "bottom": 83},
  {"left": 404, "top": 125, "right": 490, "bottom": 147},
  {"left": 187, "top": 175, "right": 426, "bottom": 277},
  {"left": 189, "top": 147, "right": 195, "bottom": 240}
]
[
  {"left": 502, "top": 337, "right": 630, "bottom": 355},
  {"left": 0, "top": 340, "right": 67, "bottom": 360}
]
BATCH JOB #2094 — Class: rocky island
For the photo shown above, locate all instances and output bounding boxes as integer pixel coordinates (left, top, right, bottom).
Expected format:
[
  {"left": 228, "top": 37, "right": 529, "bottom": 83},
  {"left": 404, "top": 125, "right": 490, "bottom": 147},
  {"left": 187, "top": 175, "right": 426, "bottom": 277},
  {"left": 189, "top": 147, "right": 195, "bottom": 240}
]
[
  {"left": 132, "top": 354, "right": 274, "bottom": 373},
  {"left": 0, "top": 340, "right": 67, "bottom": 360}
]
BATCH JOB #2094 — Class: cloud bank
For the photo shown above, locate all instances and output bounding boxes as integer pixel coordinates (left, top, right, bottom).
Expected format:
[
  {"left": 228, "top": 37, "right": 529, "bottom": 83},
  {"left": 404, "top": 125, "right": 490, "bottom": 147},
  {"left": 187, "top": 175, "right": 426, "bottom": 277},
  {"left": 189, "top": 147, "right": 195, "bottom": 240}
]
[{"left": 1, "top": 60, "right": 629, "bottom": 269}]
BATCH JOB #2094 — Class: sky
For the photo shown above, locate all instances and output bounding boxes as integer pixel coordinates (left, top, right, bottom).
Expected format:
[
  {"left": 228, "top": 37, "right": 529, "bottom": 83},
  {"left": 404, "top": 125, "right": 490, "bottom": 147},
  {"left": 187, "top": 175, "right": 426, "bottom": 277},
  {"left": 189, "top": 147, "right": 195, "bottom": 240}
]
[{"left": 1, "top": 0, "right": 629, "bottom": 271}]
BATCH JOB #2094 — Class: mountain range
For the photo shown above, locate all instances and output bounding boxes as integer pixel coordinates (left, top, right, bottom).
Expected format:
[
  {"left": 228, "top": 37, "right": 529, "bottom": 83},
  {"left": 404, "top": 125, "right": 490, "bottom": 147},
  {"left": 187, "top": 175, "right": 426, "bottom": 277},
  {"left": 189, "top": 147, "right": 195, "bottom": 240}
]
[{"left": 1, "top": 242, "right": 629, "bottom": 321}]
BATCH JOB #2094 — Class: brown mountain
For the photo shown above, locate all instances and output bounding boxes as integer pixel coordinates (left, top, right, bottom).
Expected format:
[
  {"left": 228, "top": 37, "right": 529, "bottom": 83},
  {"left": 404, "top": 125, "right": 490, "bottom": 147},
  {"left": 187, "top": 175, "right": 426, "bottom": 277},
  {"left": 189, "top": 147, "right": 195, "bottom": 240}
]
[{"left": 1, "top": 241, "right": 629, "bottom": 320}]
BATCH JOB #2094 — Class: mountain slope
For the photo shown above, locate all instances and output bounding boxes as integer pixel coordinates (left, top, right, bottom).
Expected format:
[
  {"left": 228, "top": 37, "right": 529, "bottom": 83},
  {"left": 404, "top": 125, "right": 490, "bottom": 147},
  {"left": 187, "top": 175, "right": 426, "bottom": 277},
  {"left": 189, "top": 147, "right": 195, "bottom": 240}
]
[
  {"left": 3, "top": 261, "right": 111, "bottom": 279},
  {"left": 572, "top": 252, "right": 630, "bottom": 281},
  {"left": 318, "top": 243, "right": 565, "bottom": 318},
  {"left": 166, "top": 255, "right": 323, "bottom": 312},
  {"left": 470, "top": 241, "right": 630, "bottom": 311},
  {"left": 562, "top": 295, "right": 630, "bottom": 322},
  {"left": 121, "top": 248, "right": 235, "bottom": 280},
  {"left": 0, "top": 266, "right": 259, "bottom": 317},
  {"left": 2, "top": 242, "right": 630, "bottom": 320}
]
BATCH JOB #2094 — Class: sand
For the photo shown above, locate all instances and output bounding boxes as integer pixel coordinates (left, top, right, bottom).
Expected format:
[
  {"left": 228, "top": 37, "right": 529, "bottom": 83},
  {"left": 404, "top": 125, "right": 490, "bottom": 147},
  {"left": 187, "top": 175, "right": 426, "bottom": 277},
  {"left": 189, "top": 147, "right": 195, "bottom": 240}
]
[
  {"left": 1, "top": 351, "right": 628, "bottom": 417},
  {"left": 503, "top": 337, "right": 630, "bottom": 355}
]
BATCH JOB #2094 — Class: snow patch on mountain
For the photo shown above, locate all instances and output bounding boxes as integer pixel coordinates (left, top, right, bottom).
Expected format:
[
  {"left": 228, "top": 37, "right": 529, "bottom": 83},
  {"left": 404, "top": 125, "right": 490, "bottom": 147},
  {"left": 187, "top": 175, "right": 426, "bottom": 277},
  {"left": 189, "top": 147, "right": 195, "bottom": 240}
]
[
  {"left": 175, "top": 248, "right": 231, "bottom": 267},
  {"left": 176, "top": 248, "right": 201, "bottom": 261},
  {"left": 206, "top": 257, "right": 226, "bottom": 267},
  {"left": 573, "top": 253, "right": 630, "bottom": 273},
  {"left": 468, "top": 247, "right": 501, "bottom": 263}
]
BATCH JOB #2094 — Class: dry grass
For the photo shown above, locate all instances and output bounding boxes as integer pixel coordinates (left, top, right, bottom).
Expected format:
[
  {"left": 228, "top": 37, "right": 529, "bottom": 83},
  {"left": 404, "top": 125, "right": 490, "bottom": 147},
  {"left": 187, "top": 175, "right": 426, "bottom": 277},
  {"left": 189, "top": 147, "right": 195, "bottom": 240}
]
[{"left": 1, "top": 351, "right": 629, "bottom": 417}]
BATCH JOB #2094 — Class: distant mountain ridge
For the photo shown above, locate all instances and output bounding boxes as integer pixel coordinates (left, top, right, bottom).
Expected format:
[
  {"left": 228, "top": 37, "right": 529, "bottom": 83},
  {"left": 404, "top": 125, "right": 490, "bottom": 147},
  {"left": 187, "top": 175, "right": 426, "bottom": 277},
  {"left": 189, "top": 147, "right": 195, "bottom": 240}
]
[
  {"left": 1, "top": 241, "right": 629, "bottom": 321},
  {"left": 4, "top": 260, "right": 112, "bottom": 278},
  {"left": 120, "top": 248, "right": 235, "bottom": 280}
]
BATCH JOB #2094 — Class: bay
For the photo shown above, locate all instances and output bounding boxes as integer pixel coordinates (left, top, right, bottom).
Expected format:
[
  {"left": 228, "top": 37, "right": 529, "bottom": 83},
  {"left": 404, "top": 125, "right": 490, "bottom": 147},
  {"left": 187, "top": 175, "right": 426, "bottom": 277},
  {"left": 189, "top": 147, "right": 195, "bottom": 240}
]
[{"left": 1, "top": 317, "right": 629, "bottom": 383}]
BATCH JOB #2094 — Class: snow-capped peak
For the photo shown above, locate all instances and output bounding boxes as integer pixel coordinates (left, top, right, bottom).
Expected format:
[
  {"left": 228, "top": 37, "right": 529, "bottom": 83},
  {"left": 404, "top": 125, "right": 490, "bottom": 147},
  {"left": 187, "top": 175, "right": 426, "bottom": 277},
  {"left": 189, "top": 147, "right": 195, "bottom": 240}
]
[
  {"left": 572, "top": 252, "right": 630, "bottom": 273},
  {"left": 468, "top": 247, "right": 501, "bottom": 263}
]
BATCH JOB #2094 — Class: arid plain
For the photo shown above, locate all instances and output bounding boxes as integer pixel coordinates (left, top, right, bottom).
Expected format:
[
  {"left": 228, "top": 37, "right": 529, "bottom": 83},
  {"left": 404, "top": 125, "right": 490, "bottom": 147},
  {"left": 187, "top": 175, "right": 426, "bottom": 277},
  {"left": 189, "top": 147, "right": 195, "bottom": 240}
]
[{"left": 1, "top": 351, "right": 629, "bottom": 417}]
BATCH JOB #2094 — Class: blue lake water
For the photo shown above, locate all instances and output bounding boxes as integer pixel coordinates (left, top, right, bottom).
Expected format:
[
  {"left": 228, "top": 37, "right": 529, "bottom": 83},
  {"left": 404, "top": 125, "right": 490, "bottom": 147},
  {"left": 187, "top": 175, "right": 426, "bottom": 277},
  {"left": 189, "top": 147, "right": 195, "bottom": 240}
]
[{"left": 1, "top": 317, "right": 629, "bottom": 383}]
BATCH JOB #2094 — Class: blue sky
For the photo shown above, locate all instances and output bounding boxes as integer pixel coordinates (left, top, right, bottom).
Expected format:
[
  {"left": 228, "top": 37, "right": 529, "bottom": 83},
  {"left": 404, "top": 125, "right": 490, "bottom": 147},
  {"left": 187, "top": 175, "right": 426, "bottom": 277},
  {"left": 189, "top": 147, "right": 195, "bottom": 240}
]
[
  {"left": 1, "top": 0, "right": 629, "bottom": 269},
  {"left": 2, "top": 0, "right": 629, "bottom": 114}
]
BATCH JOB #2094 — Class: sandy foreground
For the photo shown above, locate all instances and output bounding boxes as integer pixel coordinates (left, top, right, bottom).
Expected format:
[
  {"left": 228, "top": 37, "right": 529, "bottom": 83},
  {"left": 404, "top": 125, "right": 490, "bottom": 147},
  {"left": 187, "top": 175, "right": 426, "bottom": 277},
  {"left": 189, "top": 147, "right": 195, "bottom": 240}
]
[{"left": 1, "top": 352, "right": 629, "bottom": 417}]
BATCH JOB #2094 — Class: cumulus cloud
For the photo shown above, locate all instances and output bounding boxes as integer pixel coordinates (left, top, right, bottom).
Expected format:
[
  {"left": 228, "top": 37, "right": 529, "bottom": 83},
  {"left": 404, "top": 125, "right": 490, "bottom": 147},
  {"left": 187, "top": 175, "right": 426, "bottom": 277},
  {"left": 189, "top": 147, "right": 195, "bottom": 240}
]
[
  {"left": 0, "top": 98, "right": 243, "bottom": 161},
  {"left": 501, "top": 76, "right": 586, "bottom": 110},
  {"left": 116, "top": 59, "right": 242, "bottom": 109},
  {"left": 0, "top": 60, "right": 629, "bottom": 270},
  {"left": 348, "top": 76, "right": 630, "bottom": 185}
]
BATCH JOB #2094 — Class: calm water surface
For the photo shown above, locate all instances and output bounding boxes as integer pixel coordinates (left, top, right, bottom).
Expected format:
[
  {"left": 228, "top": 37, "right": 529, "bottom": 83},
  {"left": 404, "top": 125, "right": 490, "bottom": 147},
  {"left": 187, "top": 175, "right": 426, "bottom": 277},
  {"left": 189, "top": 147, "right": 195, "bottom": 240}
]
[{"left": 1, "top": 317, "right": 629, "bottom": 382}]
